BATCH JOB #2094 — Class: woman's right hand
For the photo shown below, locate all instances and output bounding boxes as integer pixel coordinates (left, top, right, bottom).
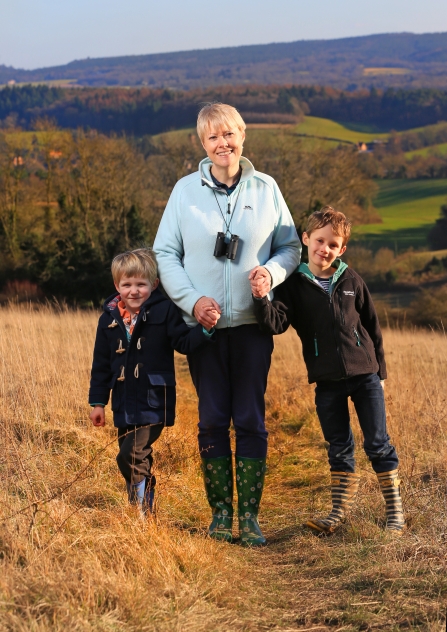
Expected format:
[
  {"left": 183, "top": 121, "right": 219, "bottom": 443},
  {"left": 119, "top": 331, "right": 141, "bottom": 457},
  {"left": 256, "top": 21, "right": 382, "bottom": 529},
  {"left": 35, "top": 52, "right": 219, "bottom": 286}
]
[{"left": 194, "top": 297, "right": 221, "bottom": 329}]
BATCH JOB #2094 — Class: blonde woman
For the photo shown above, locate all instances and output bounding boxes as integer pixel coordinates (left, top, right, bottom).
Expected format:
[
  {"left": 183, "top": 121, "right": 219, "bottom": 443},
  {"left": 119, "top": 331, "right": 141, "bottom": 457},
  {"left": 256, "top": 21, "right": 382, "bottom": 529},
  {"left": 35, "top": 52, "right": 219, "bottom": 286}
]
[{"left": 154, "top": 103, "right": 301, "bottom": 545}]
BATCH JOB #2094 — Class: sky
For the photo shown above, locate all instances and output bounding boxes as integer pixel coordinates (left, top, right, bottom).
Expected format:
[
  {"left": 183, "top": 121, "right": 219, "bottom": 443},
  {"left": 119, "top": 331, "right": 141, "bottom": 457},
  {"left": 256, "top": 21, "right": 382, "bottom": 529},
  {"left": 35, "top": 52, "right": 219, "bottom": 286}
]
[{"left": 1, "top": 0, "right": 447, "bottom": 70}]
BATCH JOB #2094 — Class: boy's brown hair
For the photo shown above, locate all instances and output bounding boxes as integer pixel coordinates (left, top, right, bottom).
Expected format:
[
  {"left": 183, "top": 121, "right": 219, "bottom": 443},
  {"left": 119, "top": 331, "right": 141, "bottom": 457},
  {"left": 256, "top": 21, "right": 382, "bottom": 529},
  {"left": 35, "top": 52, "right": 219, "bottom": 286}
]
[
  {"left": 305, "top": 206, "right": 352, "bottom": 246},
  {"left": 111, "top": 248, "right": 158, "bottom": 285}
]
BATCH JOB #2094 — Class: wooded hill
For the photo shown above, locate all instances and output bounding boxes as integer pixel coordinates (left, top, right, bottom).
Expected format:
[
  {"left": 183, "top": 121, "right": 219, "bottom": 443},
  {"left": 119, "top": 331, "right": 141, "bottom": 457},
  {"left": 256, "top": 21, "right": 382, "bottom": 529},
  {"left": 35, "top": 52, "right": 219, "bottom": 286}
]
[
  {"left": 2, "top": 32, "right": 447, "bottom": 90},
  {"left": 2, "top": 84, "right": 447, "bottom": 134}
]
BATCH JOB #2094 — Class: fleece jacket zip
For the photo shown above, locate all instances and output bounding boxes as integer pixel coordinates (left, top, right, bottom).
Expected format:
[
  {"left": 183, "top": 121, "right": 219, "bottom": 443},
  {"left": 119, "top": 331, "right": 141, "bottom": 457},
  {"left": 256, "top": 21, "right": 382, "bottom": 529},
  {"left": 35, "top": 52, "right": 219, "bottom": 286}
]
[
  {"left": 153, "top": 156, "right": 301, "bottom": 328},
  {"left": 253, "top": 261, "right": 387, "bottom": 383},
  {"left": 88, "top": 288, "right": 212, "bottom": 427}
]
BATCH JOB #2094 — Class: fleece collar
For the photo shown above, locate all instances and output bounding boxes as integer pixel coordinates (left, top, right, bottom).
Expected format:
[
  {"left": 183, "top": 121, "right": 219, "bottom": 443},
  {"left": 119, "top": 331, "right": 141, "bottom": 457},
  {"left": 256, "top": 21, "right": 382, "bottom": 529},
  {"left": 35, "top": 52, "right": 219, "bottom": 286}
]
[
  {"left": 199, "top": 156, "right": 255, "bottom": 190},
  {"left": 298, "top": 259, "right": 348, "bottom": 294}
]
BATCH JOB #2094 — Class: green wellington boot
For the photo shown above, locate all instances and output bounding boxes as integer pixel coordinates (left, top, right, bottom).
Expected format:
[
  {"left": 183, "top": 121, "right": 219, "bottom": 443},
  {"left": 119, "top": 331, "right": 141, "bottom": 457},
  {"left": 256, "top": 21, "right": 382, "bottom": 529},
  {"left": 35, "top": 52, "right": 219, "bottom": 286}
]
[
  {"left": 236, "top": 456, "right": 267, "bottom": 547},
  {"left": 377, "top": 469, "right": 405, "bottom": 535},
  {"left": 306, "top": 471, "right": 361, "bottom": 535},
  {"left": 201, "top": 455, "right": 234, "bottom": 542}
]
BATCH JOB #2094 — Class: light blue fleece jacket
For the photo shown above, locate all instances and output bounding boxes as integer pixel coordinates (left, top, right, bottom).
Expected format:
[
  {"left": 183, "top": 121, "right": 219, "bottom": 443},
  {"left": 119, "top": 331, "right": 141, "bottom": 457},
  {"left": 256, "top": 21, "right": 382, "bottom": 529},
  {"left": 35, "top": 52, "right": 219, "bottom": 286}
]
[{"left": 153, "top": 156, "right": 301, "bottom": 328}]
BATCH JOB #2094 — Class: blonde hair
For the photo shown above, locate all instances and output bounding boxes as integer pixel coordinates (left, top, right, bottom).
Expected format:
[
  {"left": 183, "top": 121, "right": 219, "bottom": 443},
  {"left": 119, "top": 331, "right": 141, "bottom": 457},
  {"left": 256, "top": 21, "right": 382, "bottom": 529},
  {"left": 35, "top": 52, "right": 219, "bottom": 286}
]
[
  {"left": 197, "top": 102, "right": 246, "bottom": 143},
  {"left": 111, "top": 248, "right": 158, "bottom": 285},
  {"left": 305, "top": 206, "right": 352, "bottom": 246}
]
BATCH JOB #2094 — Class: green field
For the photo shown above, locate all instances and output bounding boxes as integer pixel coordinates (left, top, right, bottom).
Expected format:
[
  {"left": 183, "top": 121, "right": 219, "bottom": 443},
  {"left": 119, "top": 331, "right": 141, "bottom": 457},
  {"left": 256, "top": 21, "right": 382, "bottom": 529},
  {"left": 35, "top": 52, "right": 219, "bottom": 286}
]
[
  {"left": 295, "top": 116, "right": 389, "bottom": 143},
  {"left": 353, "top": 179, "right": 447, "bottom": 251},
  {"left": 405, "top": 142, "right": 447, "bottom": 159}
]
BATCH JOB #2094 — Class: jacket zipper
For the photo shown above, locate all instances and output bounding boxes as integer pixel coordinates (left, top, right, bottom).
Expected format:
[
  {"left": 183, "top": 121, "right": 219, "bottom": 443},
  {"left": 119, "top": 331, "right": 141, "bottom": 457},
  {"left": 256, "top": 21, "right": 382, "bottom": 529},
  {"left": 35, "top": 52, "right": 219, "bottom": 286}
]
[
  {"left": 353, "top": 327, "right": 371, "bottom": 362},
  {"left": 221, "top": 186, "right": 241, "bottom": 328},
  {"left": 222, "top": 190, "right": 232, "bottom": 328},
  {"left": 314, "top": 334, "right": 319, "bottom": 357},
  {"left": 300, "top": 273, "right": 348, "bottom": 377},
  {"left": 338, "top": 292, "right": 345, "bottom": 325}
]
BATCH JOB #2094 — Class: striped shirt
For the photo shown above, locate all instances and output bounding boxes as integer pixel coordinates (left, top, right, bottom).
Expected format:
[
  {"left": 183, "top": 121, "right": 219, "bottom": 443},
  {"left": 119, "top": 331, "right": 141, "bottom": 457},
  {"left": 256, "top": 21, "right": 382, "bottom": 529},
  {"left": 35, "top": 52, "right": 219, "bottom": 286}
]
[{"left": 315, "top": 276, "right": 332, "bottom": 293}]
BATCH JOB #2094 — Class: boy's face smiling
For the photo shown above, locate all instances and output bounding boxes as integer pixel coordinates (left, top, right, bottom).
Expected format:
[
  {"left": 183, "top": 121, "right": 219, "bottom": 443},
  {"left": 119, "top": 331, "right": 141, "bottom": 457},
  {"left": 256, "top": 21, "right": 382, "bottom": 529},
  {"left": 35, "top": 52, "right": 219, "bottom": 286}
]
[
  {"left": 302, "top": 224, "right": 346, "bottom": 278},
  {"left": 115, "top": 276, "right": 159, "bottom": 316}
]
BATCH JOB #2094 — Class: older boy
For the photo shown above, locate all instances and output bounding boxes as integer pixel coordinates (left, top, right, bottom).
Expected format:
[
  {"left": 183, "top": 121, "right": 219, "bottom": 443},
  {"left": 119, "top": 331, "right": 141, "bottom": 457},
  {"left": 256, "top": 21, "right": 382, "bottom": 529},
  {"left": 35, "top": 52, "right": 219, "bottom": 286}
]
[
  {"left": 89, "top": 248, "right": 213, "bottom": 514},
  {"left": 251, "top": 207, "right": 405, "bottom": 535}
]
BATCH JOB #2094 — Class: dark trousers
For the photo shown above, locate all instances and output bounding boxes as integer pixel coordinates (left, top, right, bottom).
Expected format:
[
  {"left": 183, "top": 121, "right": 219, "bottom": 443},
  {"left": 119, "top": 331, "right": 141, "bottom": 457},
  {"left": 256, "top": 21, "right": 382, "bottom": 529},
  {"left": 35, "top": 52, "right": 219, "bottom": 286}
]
[
  {"left": 187, "top": 324, "right": 273, "bottom": 458},
  {"left": 315, "top": 373, "right": 399, "bottom": 474},
  {"left": 116, "top": 423, "right": 163, "bottom": 485}
]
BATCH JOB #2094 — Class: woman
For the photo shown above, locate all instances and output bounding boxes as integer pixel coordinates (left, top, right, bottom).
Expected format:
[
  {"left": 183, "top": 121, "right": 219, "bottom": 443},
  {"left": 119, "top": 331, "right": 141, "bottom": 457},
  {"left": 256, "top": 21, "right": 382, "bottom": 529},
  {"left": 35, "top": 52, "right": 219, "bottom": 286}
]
[{"left": 154, "top": 103, "right": 301, "bottom": 545}]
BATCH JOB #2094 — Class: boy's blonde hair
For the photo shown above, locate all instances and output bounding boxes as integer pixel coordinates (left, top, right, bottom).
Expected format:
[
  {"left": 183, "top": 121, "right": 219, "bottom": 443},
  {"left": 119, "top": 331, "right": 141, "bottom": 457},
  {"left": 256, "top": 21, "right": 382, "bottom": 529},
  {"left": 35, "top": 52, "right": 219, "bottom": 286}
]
[
  {"left": 305, "top": 206, "right": 352, "bottom": 246},
  {"left": 111, "top": 248, "right": 158, "bottom": 285},
  {"left": 197, "top": 102, "right": 246, "bottom": 143}
]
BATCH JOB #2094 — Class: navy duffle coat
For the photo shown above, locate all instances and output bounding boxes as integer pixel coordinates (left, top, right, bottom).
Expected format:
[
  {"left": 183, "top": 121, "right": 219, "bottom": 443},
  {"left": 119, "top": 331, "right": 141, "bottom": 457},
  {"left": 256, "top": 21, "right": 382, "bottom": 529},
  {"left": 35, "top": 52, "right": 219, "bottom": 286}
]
[{"left": 89, "top": 288, "right": 212, "bottom": 427}]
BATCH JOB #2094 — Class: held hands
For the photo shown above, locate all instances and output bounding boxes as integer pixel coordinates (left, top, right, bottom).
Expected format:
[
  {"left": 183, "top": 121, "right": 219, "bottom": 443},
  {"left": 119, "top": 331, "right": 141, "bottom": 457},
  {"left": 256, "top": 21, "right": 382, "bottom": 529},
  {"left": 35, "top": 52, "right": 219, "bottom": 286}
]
[
  {"left": 90, "top": 406, "right": 106, "bottom": 427},
  {"left": 249, "top": 266, "right": 272, "bottom": 298},
  {"left": 193, "top": 297, "right": 221, "bottom": 329}
]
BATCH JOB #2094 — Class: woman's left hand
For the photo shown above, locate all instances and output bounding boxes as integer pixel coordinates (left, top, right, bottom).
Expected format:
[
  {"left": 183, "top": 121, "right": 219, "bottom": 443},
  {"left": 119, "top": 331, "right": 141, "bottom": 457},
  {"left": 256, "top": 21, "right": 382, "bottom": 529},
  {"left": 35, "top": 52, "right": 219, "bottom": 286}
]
[
  {"left": 194, "top": 296, "right": 221, "bottom": 328},
  {"left": 249, "top": 266, "right": 272, "bottom": 298}
]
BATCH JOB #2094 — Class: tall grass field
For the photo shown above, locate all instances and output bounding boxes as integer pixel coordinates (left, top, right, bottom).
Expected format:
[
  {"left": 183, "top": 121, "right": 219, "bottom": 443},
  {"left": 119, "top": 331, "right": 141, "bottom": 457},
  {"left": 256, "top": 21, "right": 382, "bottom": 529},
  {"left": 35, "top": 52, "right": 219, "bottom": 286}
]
[{"left": 0, "top": 304, "right": 445, "bottom": 631}]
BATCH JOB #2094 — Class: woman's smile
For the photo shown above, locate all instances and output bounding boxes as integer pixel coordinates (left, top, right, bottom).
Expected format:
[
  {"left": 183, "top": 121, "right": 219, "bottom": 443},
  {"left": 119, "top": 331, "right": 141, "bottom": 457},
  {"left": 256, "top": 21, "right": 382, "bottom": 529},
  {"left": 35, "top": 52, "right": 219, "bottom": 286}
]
[{"left": 202, "top": 127, "right": 245, "bottom": 178}]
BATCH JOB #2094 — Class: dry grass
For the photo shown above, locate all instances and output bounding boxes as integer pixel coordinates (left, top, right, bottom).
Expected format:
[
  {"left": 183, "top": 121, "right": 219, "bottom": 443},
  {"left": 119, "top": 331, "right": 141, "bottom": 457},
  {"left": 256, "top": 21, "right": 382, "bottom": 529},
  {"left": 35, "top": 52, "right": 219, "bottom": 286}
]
[{"left": 0, "top": 304, "right": 446, "bottom": 631}]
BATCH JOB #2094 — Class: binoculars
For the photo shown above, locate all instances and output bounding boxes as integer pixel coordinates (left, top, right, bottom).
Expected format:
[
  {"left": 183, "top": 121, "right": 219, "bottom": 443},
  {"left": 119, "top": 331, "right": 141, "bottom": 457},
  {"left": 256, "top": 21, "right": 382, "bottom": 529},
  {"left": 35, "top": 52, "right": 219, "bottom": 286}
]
[{"left": 213, "top": 232, "right": 239, "bottom": 260}]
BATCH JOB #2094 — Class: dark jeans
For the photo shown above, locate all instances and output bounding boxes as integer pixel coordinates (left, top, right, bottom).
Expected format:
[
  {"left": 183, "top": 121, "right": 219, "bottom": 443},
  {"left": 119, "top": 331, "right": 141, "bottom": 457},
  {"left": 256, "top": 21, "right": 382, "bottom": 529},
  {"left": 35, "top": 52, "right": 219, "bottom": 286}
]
[
  {"left": 187, "top": 324, "right": 273, "bottom": 458},
  {"left": 315, "top": 373, "right": 399, "bottom": 474},
  {"left": 116, "top": 423, "right": 163, "bottom": 485}
]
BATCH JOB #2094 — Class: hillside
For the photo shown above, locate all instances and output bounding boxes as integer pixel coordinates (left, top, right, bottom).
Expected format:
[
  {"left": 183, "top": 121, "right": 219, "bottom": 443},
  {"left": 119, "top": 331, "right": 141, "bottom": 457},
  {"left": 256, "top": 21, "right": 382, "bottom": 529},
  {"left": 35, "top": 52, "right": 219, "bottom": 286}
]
[{"left": 2, "top": 32, "right": 447, "bottom": 90}]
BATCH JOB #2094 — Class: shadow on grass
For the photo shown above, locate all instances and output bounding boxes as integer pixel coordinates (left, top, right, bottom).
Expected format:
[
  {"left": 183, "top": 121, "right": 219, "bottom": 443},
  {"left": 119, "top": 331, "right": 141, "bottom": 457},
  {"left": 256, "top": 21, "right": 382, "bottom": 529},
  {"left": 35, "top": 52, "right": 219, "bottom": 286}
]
[
  {"left": 339, "top": 120, "right": 391, "bottom": 134},
  {"left": 351, "top": 225, "right": 432, "bottom": 253},
  {"left": 375, "top": 179, "right": 447, "bottom": 208},
  {"left": 266, "top": 524, "right": 309, "bottom": 544}
]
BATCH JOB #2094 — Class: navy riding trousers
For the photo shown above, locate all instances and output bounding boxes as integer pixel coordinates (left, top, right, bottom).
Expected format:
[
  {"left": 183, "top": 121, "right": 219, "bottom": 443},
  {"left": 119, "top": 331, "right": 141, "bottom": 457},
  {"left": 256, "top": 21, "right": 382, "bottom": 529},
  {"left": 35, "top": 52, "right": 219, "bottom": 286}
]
[{"left": 187, "top": 324, "right": 273, "bottom": 458}]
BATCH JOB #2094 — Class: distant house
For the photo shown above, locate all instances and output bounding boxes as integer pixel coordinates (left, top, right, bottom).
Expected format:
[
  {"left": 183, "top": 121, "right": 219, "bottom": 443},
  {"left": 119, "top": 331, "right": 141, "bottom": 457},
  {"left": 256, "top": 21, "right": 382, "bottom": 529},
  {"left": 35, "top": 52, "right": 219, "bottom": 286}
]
[
  {"left": 357, "top": 139, "right": 387, "bottom": 153},
  {"left": 13, "top": 156, "right": 24, "bottom": 166},
  {"left": 7, "top": 80, "right": 16, "bottom": 86},
  {"left": 49, "top": 150, "right": 62, "bottom": 159}
]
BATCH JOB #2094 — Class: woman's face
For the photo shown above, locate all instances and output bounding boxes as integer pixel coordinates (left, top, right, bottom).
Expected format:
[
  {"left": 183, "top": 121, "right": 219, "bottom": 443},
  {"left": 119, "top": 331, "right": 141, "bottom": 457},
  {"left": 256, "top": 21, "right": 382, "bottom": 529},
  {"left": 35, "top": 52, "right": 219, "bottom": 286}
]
[{"left": 202, "top": 126, "right": 245, "bottom": 171}]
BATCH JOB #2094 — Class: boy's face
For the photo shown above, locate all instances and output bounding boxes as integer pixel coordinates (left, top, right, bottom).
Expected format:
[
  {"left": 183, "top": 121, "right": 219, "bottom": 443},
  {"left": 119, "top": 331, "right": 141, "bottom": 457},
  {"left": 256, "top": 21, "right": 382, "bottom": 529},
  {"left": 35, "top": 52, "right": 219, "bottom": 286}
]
[
  {"left": 115, "top": 276, "right": 159, "bottom": 314},
  {"left": 302, "top": 224, "right": 346, "bottom": 277}
]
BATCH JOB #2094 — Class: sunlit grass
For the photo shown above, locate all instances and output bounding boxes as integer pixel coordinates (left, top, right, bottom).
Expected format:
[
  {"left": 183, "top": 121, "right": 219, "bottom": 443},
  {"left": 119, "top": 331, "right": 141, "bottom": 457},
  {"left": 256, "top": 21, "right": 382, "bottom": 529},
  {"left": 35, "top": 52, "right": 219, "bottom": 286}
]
[
  {"left": 295, "top": 115, "right": 389, "bottom": 142},
  {"left": 352, "top": 178, "right": 447, "bottom": 250},
  {"left": 405, "top": 142, "right": 447, "bottom": 159},
  {"left": 0, "top": 304, "right": 445, "bottom": 629}
]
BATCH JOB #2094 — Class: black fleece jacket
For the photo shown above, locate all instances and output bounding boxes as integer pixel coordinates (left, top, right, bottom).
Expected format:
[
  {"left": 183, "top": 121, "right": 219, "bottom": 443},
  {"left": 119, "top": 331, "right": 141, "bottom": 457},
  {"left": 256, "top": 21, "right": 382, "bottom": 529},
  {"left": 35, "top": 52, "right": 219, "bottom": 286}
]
[
  {"left": 89, "top": 288, "right": 212, "bottom": 427},
  {"left": 253, "top": 265, "right": 387, "bottom": 384}
]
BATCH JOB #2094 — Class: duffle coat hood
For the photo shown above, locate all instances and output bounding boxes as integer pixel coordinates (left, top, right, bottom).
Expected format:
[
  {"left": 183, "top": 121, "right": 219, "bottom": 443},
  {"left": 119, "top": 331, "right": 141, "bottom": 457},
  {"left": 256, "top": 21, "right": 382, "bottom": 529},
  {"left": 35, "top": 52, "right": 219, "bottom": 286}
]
[{"left": 89, "top": 288, "right": 212, "bottom": 427}]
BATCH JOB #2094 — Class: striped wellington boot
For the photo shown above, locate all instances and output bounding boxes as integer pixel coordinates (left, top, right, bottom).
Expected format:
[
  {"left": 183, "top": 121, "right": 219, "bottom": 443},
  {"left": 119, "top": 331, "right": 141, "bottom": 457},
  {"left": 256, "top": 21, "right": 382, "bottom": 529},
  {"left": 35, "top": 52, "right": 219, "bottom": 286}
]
[
  {"left": 306, "top": 471, "right": 360, "bottom": 535},
  {"left": 377, "top": 469, "right": 405, "bottom": 534}
]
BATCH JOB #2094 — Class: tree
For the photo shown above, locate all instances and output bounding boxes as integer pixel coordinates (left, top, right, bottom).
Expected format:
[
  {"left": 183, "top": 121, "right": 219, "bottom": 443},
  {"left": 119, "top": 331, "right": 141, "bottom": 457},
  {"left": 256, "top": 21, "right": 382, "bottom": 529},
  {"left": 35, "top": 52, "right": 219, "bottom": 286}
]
[{"left": 428, "top": 203, "right": 447, "bottom": 250}]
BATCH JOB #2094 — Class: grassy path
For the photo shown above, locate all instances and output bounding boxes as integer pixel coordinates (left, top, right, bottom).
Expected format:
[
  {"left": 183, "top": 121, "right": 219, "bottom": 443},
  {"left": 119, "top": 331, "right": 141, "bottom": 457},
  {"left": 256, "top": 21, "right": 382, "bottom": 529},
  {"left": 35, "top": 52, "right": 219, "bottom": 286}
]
[{"left": 0, "top": 309, "right": 446, "bottom": 630}]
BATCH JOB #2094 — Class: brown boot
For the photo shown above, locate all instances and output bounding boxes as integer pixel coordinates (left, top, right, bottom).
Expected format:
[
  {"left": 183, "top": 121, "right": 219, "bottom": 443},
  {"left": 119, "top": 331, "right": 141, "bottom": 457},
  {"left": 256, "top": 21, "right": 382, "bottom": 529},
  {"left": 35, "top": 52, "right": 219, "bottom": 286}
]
[
  {"left": 306, "top": 471, "right": 360, "bottom": 535},
  {"left": 377, "top": 469, "right": 405, "bottom": 534}
]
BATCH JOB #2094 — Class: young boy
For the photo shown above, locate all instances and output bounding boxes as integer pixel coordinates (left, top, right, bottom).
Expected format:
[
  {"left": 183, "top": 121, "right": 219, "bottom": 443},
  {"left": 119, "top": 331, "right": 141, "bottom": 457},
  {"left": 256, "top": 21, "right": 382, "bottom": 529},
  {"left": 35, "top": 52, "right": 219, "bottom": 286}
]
[
  {"left": 89, "top": 248, "right": 214, "bottom": 514},
  {"left": 251, "top": 207, "right": 405, "bottom": 535}
]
